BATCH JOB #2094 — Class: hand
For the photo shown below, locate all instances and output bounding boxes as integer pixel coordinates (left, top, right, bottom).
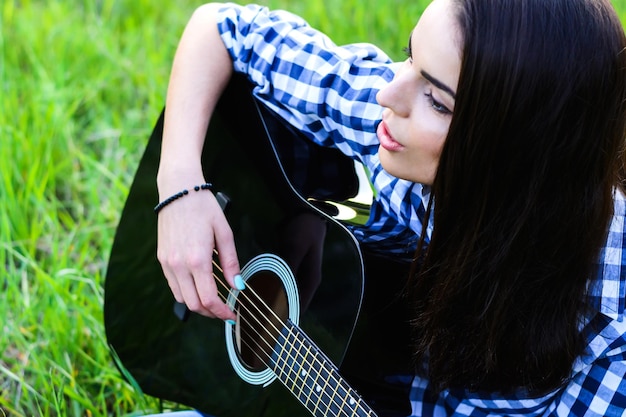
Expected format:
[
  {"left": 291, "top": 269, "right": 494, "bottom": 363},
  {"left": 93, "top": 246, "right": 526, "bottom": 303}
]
[
  {"left": 154, "top": 1, "right": 236, "bottom": 320},
  {"left": 156, "top": 184, "right": 241, "bottom": 321}
]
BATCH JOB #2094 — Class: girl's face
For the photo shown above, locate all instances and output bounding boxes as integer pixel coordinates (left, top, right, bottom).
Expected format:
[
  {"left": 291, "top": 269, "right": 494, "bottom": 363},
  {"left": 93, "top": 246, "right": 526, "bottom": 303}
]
[{"left": 376, "top": 0, "right": 461, "bottom": 185}]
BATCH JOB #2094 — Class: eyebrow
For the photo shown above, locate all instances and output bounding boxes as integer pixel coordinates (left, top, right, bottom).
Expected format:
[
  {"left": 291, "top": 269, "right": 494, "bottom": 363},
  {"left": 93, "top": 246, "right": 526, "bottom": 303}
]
[
  {"left": 407, "top": 31, "right": 457, "bottom": 100},
  {"left": 421, "top": 70, "right": 457, "bottom": 100}
]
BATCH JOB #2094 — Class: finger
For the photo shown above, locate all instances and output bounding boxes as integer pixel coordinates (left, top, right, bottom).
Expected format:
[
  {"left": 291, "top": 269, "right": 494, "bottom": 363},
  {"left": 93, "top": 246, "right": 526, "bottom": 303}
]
[
  {"left": 167, "top": 245, "right": 215, "bottom": 317},
  {"left": 164, "top": 269, "right": 184, "bottom": 303},
  {"left": 177, "top": 270, "right": 217, "bottom": 318},
  {"left": 191, "top": 256, "right": 237, "bottom": 321},
  {"left": 157, "top": 250, "right": 184, "bottom": 303},
  {"left": 156, "top": 216, "right": 187, "bottom": 303},
  {"left": 213, "top": 215, "right": 242, "bottom": 290},
  {"left": 193, "top": 281, "right": 237, "bottom": 321}
]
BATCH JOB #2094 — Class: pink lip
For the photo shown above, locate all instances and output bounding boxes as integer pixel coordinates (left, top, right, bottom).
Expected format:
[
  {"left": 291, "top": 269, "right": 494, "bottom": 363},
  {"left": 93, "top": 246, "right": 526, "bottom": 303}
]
[{"left": 377, "top": 120, "right": 404, "bottom": 152}]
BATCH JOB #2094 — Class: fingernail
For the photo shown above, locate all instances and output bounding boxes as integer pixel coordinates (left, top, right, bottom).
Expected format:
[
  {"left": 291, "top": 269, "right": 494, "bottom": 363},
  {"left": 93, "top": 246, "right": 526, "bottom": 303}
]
[
  {"left": 226, "top": 319, "right": 236, "bottom": 326},
  {"left": 234, "top": 274, "right": 246, "bottom": 291}
]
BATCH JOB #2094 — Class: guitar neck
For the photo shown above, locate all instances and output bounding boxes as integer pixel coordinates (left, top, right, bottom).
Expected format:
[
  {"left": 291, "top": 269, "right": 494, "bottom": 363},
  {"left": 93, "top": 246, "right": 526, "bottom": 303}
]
[{"left": 270, "top": 320, "right": 377, "bottom": 417}]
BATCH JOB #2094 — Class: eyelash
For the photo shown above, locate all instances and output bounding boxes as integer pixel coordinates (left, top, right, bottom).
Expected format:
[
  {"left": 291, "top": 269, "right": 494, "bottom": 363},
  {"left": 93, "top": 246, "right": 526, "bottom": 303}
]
[
  {"left": 425, "top": 92, "right": 452, "bottom": 115},
  {"left": 402, "top": 46, "right": 413, "bottom": 63},
  {"left": 403, "top": 45, "right": 452, "bottom": 115}
]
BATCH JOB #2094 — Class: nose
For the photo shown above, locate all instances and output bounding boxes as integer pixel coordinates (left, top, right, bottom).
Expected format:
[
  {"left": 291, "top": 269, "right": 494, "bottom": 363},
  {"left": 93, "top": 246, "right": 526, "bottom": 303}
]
[{"left": 376, "top": 64, "right": 411, "bottom": 117}]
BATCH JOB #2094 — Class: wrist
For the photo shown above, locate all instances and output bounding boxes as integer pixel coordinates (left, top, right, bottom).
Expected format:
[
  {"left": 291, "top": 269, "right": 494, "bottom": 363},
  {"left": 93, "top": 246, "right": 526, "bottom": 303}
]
[
  {"left": 156, "top": 165, "right": 206, "bottom": 197},
  {"left": 154, "top": 182, "right": 214, "bottom": 214}
]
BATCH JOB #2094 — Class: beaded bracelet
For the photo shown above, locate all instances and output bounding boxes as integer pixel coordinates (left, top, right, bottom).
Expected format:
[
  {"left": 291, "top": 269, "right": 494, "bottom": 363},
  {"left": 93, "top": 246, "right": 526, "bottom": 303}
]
[{"left": 154, "top": 183, "right": 213, "bottom": 214}]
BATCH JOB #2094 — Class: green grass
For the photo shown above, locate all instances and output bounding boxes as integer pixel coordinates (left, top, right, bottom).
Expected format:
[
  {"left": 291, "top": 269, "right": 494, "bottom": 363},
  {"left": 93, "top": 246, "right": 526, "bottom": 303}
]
[{"left": 1, "top": 0, "right": 625, "bottom": 415}]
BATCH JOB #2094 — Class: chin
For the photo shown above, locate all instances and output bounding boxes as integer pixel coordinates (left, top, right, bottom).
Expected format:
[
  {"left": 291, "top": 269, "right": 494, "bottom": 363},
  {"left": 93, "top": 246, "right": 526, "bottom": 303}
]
[
  {"left": 380, "top": 156, "right": 414, "bottom": 182},
  {"left": 379, "top": 150, "right": 430, "bottom": 184}
]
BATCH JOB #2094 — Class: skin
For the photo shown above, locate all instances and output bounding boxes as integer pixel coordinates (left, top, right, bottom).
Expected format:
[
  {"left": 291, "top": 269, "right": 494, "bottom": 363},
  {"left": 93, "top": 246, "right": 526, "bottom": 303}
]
[
  {"left": 156, "top": 0, "right": 461, "bottom": 320},
  {"left": 376, "top": 0, "right": 461, "bottom": 185}
]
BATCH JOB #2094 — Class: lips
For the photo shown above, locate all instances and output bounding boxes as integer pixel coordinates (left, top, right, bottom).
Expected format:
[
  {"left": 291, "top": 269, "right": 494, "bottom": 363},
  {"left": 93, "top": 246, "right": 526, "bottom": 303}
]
[{"left": 377, "top": 120, "right": 404, "bottom": 152}]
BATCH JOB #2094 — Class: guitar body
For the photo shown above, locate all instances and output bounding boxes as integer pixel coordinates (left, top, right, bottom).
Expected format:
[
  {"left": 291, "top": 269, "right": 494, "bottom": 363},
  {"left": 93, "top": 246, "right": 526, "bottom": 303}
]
[{"left": 104, "top": 76, "right": 412, "bottom": 417}]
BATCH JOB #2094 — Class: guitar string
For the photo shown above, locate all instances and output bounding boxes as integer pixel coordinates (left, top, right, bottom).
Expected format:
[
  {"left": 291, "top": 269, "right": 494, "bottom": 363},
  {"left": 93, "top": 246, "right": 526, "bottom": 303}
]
[
  {"left": 211, "top": 250, "right": 332, "bottom": 374},
  {"left": 210, "top": 254, "right": 320, "bottom": 382},
  {"left": 210, "top": 277, "right": 365, "bottom": 417},
  {"left": 210, "top": 250, "right": 370, "bottom": 416}
]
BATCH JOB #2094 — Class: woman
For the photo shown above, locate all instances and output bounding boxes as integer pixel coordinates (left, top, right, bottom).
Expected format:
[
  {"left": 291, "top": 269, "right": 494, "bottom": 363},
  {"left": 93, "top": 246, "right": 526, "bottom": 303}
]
[{"left": 154, "top": 0, "right": 626, "bottom": 415}]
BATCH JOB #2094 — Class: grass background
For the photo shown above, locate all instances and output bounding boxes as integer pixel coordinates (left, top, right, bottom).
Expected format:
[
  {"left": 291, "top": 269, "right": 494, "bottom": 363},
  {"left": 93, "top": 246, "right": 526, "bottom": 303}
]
[{"left": 1, "top": 0, "right": 625, "bottom": 415}]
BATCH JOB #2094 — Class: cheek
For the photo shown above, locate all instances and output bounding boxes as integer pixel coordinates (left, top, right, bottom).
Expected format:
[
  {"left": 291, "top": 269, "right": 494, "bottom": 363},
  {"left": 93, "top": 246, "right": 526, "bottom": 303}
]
[
  {"left": 410, "top": 116, "right": 448, "bottom": 160},
  {"left": 422, "top": 131, "right": 446, "bottom": 162},
  {"left": 405, "top": 121, "right": 448, "bottom": 182}
]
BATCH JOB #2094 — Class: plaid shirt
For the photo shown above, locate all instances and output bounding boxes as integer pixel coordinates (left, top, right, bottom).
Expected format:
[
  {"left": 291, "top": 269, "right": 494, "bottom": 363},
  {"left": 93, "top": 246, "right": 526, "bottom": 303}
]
[{"left": 217, "top": 4, "right": 626, "bottom": 416}]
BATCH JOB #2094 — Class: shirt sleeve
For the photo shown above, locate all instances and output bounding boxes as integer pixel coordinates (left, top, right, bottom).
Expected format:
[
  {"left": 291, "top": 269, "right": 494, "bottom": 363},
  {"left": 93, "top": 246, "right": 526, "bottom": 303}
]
[
  {"left": 216, "top": 3, "right": 396, "bottom": 166},
  {"left": 407, "top": 314, "right": 626, "bottom": 416},
  {"left": 216, "top": 3, "right": 432, "bottom": 257}
]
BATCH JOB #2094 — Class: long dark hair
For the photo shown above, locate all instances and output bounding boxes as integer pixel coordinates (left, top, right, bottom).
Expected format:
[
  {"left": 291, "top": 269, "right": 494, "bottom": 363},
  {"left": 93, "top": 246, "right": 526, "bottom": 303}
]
[{"left": 410, "top": 0, "right": 626, "bottom": 394}]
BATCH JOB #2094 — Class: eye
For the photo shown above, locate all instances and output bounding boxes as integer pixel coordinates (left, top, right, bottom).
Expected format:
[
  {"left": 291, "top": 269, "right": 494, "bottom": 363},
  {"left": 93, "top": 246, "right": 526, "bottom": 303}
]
[{"left": 425, "top": 92, "right": 452, "bottom": 115}]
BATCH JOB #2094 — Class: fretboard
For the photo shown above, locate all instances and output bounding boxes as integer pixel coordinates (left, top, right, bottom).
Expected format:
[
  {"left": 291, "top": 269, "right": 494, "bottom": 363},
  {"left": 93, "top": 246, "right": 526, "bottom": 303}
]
[{"left": 269, "top": 320, "right": 377, "bottom": 417}]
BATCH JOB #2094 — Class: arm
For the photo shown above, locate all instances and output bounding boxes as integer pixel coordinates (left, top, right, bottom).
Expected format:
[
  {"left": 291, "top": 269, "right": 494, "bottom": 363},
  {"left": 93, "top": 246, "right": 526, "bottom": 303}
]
[
  {"left": 156, "top": 3, "right": 239, "bottom": 320},
  {"left": 410, "top": 314, "right": 626, "bottom": 416},
  {"left": 542, "top": 329, "right": 626, "bottom": 416},
  {"left": 156, "top": 2, "right": 398, "bottom": 320}
]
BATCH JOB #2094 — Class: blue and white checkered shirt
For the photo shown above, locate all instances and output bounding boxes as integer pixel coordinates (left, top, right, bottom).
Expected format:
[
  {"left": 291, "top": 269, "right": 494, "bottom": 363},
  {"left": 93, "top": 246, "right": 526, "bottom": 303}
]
[{"left": 217, "top": 4, "right": 626, "bottom": 416}]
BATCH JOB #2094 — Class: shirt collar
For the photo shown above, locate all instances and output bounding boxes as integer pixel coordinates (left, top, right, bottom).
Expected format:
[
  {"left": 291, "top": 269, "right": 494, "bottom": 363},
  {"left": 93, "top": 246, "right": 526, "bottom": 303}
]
[{"left": 589, "top": 189, "right": 626, "bottom": 322}]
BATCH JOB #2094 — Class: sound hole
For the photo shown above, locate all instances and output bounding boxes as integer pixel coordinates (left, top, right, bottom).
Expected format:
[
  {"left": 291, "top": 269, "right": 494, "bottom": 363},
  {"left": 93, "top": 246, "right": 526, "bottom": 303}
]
[{"left": 234, "top": 270, "right": 289, "bottom": 371}]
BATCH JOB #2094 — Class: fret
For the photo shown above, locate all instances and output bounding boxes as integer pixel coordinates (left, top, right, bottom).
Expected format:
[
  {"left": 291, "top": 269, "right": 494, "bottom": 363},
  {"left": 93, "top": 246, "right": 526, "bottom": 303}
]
[
  {"left": 313, "top": 355, "right": 331, "bottom": 416},
  {"left": 271, "top": 328, "right": 301, "bottom": 393},
  {"left": 299, "top": 350, "right": 324, "bottom": 416},
  {"left": 301, "top": 345, "right": 318, "bottom": 407},
  {"left": 334, "top": 378, "right": 352, "bottom": 416},
  {"left": 326, "top": 364, "right": 342, "bottom": 417},
  {"left": 284, "top": 329, "right": 302, "bottom": 394},
  {"left": 269, "top": 320, "right": 378, "bottom": 417},
  {"left": 274, "top": 326, "right": 325, "bottom": 409}
]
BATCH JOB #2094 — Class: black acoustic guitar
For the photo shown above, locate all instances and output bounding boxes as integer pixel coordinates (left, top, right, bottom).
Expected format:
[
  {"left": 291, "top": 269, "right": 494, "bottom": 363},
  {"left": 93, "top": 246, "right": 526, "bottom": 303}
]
[{"left": 104, "top": 75, "right": 412, "bottom": 417}]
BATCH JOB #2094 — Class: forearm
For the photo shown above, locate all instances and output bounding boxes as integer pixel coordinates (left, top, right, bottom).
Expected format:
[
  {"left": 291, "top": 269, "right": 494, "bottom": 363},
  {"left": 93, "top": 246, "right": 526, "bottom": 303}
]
[{"left": 157, "top": 3, "right": 233, "bottom": 196}]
